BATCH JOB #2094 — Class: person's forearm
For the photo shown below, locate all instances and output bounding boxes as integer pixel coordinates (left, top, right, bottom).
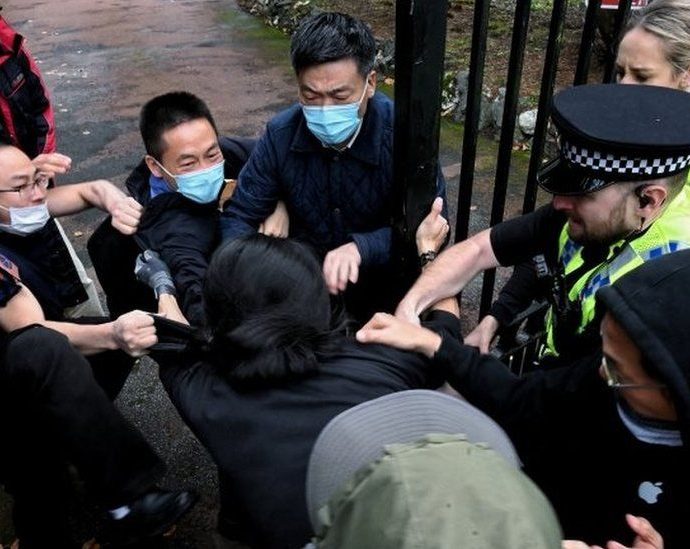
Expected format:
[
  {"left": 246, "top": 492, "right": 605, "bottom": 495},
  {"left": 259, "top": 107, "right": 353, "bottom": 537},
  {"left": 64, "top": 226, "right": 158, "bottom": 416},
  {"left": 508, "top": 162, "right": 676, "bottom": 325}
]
[
  {"left": 422, "top": 258, "right": 460, "bottom": 317},
  {"left": 433, "top": 335, "right": 600, "bottom": 444},
  {"left": 427, "top": 296, "right": 460, "bottom": 317},
  {"left": 80, "top": 179, "right": 125, "bottom": 213},
  {"left": 47, "top": 180, "right": 123, "bottom": 217},
  {"left": 398, "top": 229, "right": 498, "bottom": 318},
  {"left": 220, "top": 149, "right": 281, "bottom": 242},
  {"left": 42, "top": 320, "right": 117, "bottom": 355},
  {"left": 158, "top": 294, "right": 189, "bottom": 325},
  {"left": 0, "top": 287, "right": 114, "bottom": 354},
  {"left": 160, "top": 246, "right": 208, "bottom": 324}
]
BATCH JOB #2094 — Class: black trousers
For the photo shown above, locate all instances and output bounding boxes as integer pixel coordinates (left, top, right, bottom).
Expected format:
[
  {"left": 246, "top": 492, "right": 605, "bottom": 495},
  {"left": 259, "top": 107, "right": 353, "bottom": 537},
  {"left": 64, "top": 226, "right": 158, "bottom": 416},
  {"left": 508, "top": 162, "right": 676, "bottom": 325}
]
[{"left": 0, "top": 326, "right": 164, "bottom": 547}]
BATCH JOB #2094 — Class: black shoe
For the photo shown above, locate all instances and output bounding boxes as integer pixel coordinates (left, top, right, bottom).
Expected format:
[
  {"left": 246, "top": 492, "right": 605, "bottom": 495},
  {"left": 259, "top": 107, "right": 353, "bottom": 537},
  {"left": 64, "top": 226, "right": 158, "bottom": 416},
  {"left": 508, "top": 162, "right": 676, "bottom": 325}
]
[{"left": 98, "top": 488, "right": 197, "bottom": 546}]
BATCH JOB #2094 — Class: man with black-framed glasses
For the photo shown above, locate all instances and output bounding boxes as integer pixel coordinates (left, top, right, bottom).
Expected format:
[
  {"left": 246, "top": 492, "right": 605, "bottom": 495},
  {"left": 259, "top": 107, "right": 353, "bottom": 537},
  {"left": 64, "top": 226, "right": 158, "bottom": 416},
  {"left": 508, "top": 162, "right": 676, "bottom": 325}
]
[
  {"left": 0, "top": 143, "right": 152, "bottom": 365},
  {"left": 0, "top": 170, "right": 50, "bottom": 197},
  {"left": 358, "top": 248, "right": 690, "bottom": 548},
  {"left": 0, "top": 143, "right": 198, "bottom": 546}
]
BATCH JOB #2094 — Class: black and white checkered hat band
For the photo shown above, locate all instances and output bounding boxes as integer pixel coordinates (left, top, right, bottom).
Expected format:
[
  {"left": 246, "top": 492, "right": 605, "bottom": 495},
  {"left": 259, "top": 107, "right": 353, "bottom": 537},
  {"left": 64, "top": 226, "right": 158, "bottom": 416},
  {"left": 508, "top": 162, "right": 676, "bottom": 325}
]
[{"left": 562, "top": 140, "right": 690, "bottom": 177}]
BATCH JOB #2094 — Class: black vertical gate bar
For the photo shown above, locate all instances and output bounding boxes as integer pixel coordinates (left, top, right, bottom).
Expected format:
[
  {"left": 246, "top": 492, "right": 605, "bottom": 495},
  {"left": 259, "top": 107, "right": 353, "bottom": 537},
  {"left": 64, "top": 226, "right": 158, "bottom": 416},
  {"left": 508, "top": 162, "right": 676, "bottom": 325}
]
[
  {"left": 455, "top": 0, "right": 490, "bottom": 244},
  {"left": 478, "top": 0, "right": 532, "bottom": 317},
  {"left": 603, "top": 0, "right": 633, "bottom": 82},
  {"left": 521, "top": 0, "right": 569, "bottom": 215},
  {"left": 393, "top": 0, "right": 448, "bottom": 279},
  {"left": 574, "top": 0, "right": 602, "bottom": 85}
]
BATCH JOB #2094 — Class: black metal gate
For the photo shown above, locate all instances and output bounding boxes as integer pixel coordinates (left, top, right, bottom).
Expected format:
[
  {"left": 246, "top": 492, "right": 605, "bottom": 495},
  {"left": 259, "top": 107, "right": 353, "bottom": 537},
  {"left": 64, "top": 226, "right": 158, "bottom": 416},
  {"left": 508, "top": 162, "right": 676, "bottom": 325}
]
[{"left": 394, "top": 0, "right": 635, "bottom": 321}]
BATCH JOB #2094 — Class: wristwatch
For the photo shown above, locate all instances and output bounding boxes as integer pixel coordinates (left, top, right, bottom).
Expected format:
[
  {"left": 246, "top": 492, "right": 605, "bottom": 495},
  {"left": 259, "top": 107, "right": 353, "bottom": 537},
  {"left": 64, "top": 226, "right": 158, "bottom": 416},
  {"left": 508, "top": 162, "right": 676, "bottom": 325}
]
[{"left": 419, "top": 250, "right": 437, "bottom": 267}]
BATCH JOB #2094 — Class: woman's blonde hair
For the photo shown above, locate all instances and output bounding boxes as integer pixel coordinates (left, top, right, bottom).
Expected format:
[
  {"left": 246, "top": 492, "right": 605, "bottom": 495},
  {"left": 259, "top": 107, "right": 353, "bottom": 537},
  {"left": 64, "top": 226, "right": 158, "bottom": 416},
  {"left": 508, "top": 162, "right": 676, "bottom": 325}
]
[{"left": 625, "top": 0, "right": 690, "bottom": 77}]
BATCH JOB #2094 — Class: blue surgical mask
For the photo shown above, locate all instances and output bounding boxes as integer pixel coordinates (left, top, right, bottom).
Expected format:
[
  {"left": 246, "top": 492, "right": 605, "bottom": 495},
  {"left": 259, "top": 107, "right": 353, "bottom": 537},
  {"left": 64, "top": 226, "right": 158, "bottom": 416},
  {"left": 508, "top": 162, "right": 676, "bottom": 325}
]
[
  {"left": 155, "top": 160, "right": 225, "bottom": 204},
  {"left": 301, "top": 83, "right": 369, "bottom": 146},
  {"left": 0, "top": 202, "right": 50, "bottom": 235}
]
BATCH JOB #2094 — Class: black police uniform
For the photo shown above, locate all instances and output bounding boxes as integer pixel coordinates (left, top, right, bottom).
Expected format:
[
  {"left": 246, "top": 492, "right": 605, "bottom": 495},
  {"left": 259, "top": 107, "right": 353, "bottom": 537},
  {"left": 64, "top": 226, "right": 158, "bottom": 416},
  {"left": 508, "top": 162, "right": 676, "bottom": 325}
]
[
  {"left": 458, "top": 83, "right": 690, "bottom": 546},
  {"left": 486, "top": 84, "right": 690, "bottom": 363}
]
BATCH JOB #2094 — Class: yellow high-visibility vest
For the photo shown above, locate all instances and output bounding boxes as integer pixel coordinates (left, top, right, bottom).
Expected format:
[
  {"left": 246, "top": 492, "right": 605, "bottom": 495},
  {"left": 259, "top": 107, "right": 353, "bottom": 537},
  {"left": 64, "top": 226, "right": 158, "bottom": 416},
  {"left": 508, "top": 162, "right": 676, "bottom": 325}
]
[{"left": 543, "top": 184, "right": 690, "bottom": 357}]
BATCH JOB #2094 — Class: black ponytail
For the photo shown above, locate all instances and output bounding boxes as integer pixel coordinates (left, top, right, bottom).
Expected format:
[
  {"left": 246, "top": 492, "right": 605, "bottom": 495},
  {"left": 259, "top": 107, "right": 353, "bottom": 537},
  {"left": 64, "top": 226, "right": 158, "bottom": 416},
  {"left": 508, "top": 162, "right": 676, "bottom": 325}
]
[{"left": 204, "top": 235, "right": 345, "bottom": 386}]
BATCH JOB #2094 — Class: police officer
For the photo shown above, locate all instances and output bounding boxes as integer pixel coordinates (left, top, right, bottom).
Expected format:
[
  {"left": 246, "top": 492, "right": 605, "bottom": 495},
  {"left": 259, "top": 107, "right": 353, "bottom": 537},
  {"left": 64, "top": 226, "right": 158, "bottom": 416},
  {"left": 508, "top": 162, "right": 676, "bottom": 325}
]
[{"left": 396, "top": 83, "right": 690, "bottom": 363}]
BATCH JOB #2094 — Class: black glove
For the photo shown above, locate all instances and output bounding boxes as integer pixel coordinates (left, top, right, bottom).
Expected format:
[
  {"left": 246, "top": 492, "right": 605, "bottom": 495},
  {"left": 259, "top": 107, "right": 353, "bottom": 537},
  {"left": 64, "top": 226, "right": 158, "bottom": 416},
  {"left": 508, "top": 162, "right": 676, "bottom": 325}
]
[{"left": 134, "top": 250, "right": 176, "bottom": 299}]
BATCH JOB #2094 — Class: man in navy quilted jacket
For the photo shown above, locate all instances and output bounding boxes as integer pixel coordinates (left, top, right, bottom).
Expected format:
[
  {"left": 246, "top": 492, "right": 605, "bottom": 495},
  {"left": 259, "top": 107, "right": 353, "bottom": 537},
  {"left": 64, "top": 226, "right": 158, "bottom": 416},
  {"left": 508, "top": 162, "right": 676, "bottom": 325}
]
[{"left": 220, "top": 12, "right": 447, "bottom": 322}]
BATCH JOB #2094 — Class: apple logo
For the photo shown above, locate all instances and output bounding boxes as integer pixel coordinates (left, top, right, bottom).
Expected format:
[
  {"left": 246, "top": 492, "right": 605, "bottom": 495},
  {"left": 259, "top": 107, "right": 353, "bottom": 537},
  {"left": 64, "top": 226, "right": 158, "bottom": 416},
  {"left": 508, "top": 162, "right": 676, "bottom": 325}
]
[{"left": 638, "top": 481, "right": 663, "bottom": 504}]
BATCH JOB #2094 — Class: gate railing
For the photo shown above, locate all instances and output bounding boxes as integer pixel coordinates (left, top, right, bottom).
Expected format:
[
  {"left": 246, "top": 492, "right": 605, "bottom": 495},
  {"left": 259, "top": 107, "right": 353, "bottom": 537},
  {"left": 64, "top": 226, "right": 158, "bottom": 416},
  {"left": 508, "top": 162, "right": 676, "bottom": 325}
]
[{"left": 393, "top": 0, "right": 635, "bottom": 325}]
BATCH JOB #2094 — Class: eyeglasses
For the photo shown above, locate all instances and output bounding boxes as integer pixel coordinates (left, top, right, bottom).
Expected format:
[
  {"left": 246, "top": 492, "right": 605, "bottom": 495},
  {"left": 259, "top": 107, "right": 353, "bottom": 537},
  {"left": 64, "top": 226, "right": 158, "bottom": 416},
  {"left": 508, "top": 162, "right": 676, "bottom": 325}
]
[
  {"left": 601, "top": 355, "right": 666, "bottom": 390},
  {"left": 0, "top": 173, "right": 50, "bottom": 199}
]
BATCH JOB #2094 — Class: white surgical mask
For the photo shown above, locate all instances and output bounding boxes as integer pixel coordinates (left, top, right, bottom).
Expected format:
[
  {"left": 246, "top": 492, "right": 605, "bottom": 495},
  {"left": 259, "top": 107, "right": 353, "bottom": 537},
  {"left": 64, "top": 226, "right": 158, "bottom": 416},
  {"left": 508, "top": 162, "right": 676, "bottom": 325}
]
[{"left": 0, "top": 202, "right": 50, "bottom": 235}]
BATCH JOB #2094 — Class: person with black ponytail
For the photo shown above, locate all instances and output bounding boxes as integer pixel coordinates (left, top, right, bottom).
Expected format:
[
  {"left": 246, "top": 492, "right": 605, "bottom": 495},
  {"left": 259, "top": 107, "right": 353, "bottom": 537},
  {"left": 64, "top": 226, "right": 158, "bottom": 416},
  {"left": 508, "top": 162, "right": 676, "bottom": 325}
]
[
  {"left": 202, "top": 235, "right": 344, "bottom": 386},
  {"left": 136, "top": 199, "right": 455, "bottom": 548}
]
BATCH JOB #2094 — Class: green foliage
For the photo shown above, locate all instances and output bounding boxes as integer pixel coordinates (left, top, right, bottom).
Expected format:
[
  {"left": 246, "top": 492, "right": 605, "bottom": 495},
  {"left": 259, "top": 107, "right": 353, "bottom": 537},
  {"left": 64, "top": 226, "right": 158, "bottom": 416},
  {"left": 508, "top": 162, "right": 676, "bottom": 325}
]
[
  {"left": 487, "top": 15, "right": 511, "bottom": 38},
  {"left": 532, "top": 0, "right": 554, "bottom": 13},
  {"left": 445, "top": 35, "right": 472, "bottom": 69}
]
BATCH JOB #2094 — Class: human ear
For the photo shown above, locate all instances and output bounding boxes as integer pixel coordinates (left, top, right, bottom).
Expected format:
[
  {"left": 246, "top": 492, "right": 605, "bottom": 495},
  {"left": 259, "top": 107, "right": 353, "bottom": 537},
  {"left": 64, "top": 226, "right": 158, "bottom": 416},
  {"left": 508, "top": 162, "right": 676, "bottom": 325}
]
[
  {"left": 367, "top": 70, "right": 377, "bottom": 97},
  {"left": 635, "top": 184, "right": 667, "bottom": 214},
  {"left": 635, "top": 186, "right": 651, "bottom": 208},
  {"left": 145, "top": 155, "right": 164, "bottom": 178},
  {"left": 679, "top": 68, "right": 690, "bottom": 91}
]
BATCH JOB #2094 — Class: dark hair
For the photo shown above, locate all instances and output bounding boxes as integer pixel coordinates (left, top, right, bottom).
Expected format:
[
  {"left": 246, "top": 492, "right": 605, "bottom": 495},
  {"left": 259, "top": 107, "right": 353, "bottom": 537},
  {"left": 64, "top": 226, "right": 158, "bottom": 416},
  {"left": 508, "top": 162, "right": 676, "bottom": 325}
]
[
  {"left": 203, "top": 235, "right": 345, "bottom": 386},
  {"left": 290, "top": 12, "right": 376, "bottom": 77},
  {"left": 667, "top": 166, "right": 689, "bottom": 199},
  {"left": 139, "top": 91, "right": 218, "bottom": 160}
]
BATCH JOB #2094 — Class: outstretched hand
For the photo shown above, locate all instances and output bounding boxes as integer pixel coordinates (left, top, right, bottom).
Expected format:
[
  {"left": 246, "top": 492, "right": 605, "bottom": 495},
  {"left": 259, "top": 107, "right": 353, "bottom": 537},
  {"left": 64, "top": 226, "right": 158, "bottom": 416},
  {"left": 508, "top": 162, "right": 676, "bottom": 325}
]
[{"left": 356, "top": 312, "right": 442, "bottom": 358}]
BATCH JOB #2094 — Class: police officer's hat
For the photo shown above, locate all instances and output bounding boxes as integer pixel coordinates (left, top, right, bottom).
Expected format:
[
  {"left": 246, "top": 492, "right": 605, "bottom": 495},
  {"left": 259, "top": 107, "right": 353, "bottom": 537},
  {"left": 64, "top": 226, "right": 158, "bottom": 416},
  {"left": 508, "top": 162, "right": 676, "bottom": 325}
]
[{"left": 538, "top": 84, "right": 690, "bottom": 195}]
